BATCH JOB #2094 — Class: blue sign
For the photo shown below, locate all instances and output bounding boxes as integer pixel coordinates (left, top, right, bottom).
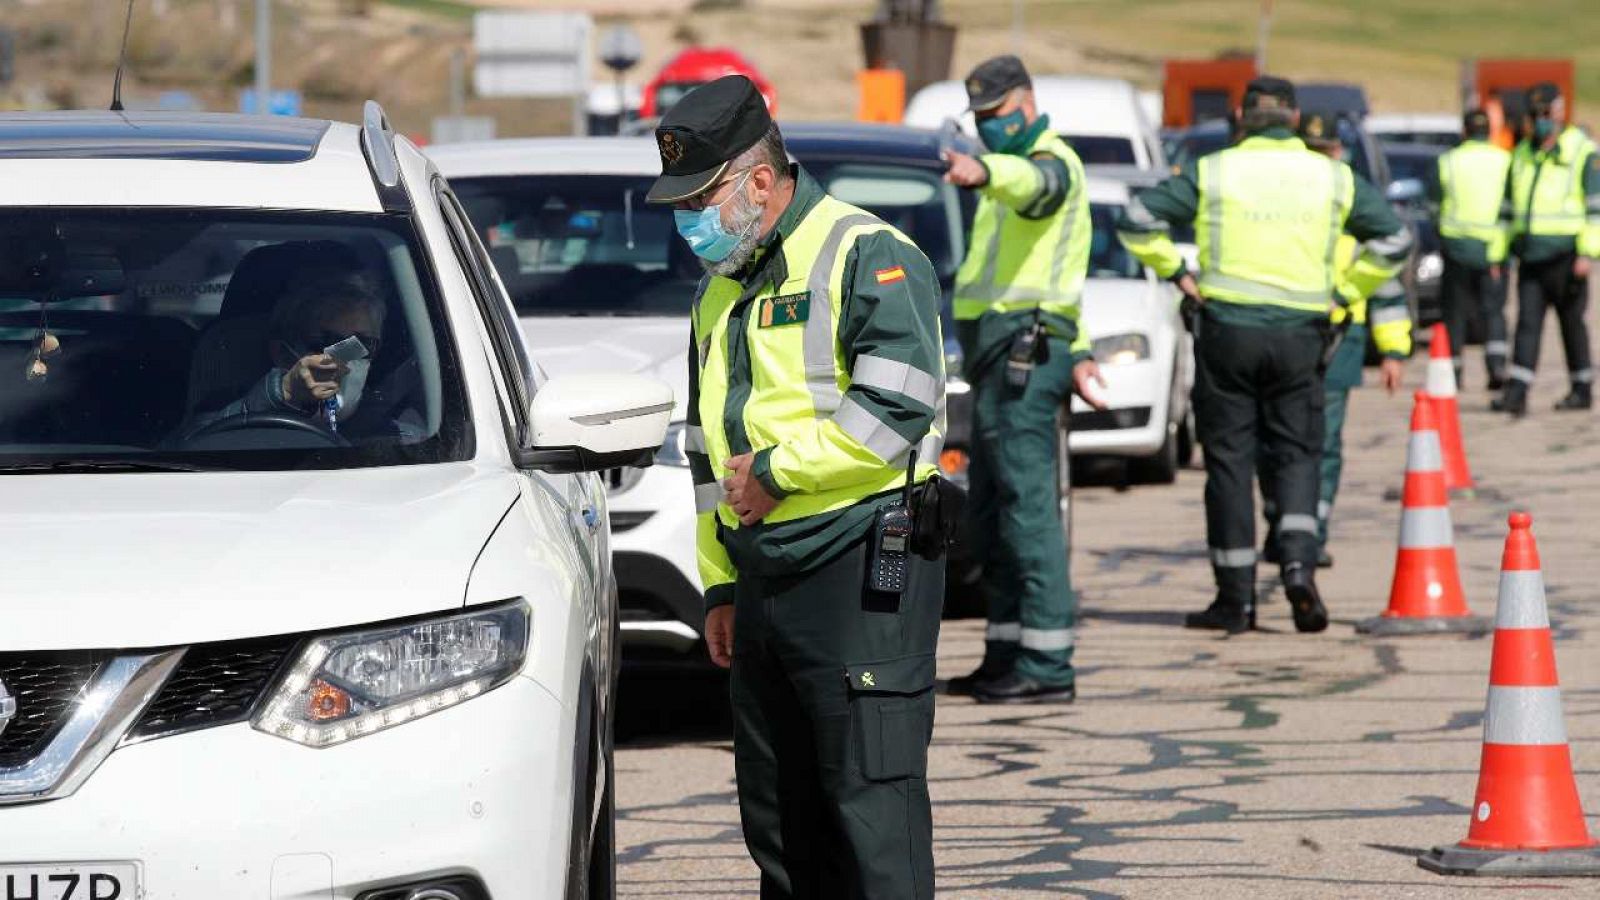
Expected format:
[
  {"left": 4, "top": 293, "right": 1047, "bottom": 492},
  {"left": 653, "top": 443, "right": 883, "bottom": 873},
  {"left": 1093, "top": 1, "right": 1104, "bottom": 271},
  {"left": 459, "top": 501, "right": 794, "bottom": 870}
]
[{"left": 238, "top": 89, "right": 304, "bottom": 117}]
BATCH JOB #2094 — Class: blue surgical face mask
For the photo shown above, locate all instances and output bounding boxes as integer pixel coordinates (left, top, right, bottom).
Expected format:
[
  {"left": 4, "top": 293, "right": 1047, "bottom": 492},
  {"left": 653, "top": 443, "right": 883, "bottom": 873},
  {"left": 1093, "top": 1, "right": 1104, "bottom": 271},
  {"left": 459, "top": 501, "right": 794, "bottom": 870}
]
[{"left": 674, "top": 171, "right": 752, "bottom": 262}]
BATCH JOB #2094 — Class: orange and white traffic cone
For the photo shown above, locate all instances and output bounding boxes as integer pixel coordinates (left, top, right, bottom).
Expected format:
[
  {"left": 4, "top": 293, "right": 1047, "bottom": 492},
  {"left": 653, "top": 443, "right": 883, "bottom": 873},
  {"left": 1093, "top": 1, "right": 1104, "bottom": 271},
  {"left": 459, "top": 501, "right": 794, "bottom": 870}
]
[
  {"left": 1419, "top": 513, "right": 1600, "bottom": 876},
  {"left": 1426, "top": 323, "right": 1475, "bottom": 493},
  {"left": 1357, "top": 392, "right": 1490, "bottom": 635}
]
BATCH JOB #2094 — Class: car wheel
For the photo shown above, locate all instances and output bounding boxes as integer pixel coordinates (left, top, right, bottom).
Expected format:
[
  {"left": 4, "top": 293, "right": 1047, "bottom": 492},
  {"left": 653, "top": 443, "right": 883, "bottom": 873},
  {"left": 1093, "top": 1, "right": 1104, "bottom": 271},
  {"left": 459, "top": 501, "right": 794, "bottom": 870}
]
[
  {"left": 1057, "top": 412, "right": 1073, "bottom": 550},
  {"left": 1132, "top": 419, "right": 1180, "bottom": 484},
  {"left": 585, "top": 749, "right": 617, "bottom": 900},
  {"left": 1176, "top": 407, "right": 1196, "bottom": 469}
]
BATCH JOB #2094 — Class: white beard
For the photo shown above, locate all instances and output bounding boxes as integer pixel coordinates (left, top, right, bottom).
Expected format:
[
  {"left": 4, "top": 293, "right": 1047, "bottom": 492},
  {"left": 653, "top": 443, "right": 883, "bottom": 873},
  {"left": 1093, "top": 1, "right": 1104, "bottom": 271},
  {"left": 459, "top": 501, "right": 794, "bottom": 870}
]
[{"left": 703, "top": 192, "right": 767, "bottom": 278}]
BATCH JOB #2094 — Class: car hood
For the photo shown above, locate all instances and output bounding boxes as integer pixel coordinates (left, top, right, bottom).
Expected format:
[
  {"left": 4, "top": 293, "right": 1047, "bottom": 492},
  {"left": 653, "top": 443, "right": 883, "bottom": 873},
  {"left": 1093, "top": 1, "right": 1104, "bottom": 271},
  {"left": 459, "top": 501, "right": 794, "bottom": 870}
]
[
  {"left": 1082, "top": 276, "right": 1172, "bottom": 335},
  {"left": 520, "top": 316, "right": 690, "bottom": 417},
  {"left": 0, "top": 464, "right": 521, "bottom": 651}
]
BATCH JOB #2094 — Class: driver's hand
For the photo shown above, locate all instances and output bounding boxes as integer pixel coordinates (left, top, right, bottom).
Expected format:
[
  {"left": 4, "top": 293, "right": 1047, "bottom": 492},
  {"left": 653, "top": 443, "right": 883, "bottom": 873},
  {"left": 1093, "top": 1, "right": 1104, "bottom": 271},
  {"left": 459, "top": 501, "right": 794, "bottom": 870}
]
[{"left": 281, "top": 354, "right": 345, "bottom": 409}]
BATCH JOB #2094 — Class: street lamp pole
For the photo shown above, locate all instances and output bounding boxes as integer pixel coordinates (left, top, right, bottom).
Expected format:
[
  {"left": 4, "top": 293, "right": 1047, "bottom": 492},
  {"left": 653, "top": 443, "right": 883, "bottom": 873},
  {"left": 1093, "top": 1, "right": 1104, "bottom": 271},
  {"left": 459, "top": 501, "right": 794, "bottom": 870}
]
[{"left": 255, "top": 0, "right": 271, "bottom": 115}]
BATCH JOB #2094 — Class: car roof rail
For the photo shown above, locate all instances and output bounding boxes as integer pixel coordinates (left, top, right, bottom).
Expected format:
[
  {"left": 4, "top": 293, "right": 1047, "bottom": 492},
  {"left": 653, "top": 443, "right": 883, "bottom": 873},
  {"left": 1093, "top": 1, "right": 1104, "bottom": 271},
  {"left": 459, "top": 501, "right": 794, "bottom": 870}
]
[{"left": 360, "top": 100, "right": 410, "bottom": 212}]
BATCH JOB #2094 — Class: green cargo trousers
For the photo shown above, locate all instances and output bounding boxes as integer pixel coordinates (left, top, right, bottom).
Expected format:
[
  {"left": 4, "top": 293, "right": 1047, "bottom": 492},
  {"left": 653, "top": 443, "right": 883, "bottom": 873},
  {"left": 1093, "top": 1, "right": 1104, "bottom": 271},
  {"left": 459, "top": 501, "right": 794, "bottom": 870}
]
[
  {"left": 961, "top": 320, "right": 1078, "bottom": 688},
  {"left": 730, "top": 536, "right": 944, "bottom": 900}
]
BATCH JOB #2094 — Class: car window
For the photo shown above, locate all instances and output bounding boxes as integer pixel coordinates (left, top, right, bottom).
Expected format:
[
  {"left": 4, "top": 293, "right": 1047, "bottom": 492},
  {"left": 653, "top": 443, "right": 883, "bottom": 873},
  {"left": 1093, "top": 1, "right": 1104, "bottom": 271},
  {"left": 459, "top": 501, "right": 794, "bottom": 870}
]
[
  {"left": 1065, "top": 135, "right": 1138, "bottom": 166},
  {"left": 451, "top": 175, "right": 700, "bottom": 318},
  {"left": 804, "top": 161, "right": 965, "bottom": 280},
  {"left": 0, "top": 208, "right": 471, "bottom": 471},
  {"left": 1387, "top": 150, "right": 1440, "bottom": 185},
  {"left": 1089, "top": 203, "right": 1143, "bottom": 279},
  {"left": 653, "top": 82, "right": 701, "bottom": 118},
  {"left": 437, "top": 185, "right": 536, "bottom": 442}
]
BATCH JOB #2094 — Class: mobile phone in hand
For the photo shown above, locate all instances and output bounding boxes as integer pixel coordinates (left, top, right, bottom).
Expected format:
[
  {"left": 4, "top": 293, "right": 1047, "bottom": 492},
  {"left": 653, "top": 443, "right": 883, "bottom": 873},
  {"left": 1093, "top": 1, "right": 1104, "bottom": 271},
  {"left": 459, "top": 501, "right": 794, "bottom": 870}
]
[{"left": 323, "top": 335, "right": 370, "bottom": 364}]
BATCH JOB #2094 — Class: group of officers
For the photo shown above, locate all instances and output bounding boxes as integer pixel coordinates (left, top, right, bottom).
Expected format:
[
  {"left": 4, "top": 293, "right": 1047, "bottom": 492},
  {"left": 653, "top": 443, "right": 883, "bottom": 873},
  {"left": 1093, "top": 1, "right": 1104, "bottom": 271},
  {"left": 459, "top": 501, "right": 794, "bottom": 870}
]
[{"left": 639, "top": 55, "right": 1600, "bottom": 900}]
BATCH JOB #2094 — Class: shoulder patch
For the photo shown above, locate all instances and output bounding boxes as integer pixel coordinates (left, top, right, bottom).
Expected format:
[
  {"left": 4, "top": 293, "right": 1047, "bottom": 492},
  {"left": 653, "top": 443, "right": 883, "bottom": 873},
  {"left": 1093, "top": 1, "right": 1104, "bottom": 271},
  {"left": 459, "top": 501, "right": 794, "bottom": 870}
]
[
  {"left": 759, "top": 293, "right": 810, "bottom": 328},
  {"left": 874, "top": 265, "right": 907, "bottom": 285}
]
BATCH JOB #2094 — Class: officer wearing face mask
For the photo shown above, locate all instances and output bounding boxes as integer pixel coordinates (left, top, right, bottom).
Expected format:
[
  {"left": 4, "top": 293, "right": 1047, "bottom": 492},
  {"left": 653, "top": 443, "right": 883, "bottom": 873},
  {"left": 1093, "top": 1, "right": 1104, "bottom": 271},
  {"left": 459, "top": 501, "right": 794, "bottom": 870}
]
[
  {"left": 941, "top": 55, "right": 1101, "bottom": 705},
  {"left": 1492, "top": 82, "right": 1600, "bottom": 416},
  {"left": 648, "top": 75, "right": 948, "bottom": 898}
]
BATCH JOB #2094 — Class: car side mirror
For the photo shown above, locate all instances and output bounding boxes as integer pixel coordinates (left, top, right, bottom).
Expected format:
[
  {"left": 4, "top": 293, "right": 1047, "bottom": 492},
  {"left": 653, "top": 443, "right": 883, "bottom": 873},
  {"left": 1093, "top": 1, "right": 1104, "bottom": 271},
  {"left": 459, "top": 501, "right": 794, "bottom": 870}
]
[
  {"left": 516, "top": 374, "right": 674, "bottom": 474},
  {"left": 1386, "top": 177, "right": 1425, "bottom": 205}
]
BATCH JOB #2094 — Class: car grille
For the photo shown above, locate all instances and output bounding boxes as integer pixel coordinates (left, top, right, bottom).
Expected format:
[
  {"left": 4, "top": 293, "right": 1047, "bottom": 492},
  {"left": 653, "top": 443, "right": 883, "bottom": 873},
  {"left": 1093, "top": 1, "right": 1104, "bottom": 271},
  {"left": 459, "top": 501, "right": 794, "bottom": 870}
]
[
  {"left": 0, "top": 651, "right": 107, "bottom": 767},
  {"left": 126, "top": 637, "right": 299, "bottom": 742},
  {"left": 0, "top": 638, "right": 298, "bottom": 765}
]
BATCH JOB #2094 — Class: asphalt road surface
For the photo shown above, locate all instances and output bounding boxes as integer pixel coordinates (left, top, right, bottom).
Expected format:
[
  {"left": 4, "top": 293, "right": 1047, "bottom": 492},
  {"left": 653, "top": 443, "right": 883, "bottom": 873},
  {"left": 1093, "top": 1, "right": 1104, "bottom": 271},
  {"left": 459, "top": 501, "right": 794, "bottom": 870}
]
[{"left": 614, "top": 314, "right": 1600, "bottom": 898}]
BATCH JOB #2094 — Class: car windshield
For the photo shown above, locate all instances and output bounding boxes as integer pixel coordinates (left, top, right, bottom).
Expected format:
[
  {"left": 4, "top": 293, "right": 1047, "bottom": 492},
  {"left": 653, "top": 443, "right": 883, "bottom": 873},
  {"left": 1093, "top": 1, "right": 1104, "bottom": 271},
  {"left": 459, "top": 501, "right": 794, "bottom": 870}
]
[
  {"left": 453, "top": 164, "right": 969, "bottom": 317},
  {"left": 451, "top": 175, "right": 699, "bottom": 317},
  {"left": 1387, "top": 149, "right": 1440, "bottom": 184},
  {"left": 1376, "top": 131, "right": 1460, "bottom": 149},
  {"left": 1065, "top": 135, "right": 1138, "bottom": 165},
  {"left": 1089, "top": 203, "right": 1143, "bottom": 279},
  {"left": 0, "top": 209, "right": 470, "bottom": 472}
]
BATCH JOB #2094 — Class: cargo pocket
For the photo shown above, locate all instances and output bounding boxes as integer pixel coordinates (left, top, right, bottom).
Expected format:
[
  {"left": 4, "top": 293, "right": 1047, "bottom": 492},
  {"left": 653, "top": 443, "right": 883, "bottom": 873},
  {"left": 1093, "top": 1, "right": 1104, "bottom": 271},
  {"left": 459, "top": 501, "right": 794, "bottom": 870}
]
[{"left": 845, "top": 654, "right": 936, "bottom": 782}]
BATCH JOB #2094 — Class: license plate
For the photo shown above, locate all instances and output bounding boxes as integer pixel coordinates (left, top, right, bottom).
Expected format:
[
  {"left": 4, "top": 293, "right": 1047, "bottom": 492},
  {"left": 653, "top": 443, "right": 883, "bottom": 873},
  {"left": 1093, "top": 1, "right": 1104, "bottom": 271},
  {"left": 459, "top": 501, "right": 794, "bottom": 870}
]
[{"left": 0, "top": 864, "right": 138, "bottom": 900}]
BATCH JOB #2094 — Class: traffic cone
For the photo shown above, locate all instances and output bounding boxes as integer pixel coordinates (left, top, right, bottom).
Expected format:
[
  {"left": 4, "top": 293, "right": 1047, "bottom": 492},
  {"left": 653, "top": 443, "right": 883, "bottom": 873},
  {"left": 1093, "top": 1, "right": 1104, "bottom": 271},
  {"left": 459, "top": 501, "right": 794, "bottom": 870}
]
[
  {"left": 1357, "top": 392, "right": 1490, "bottom": 635},
  {"left": 1425, "top": 323, "right": 1475, "bottom": 493},
  {"left": 1419, "top": 513, "right": 1600, "bottom": 876}
]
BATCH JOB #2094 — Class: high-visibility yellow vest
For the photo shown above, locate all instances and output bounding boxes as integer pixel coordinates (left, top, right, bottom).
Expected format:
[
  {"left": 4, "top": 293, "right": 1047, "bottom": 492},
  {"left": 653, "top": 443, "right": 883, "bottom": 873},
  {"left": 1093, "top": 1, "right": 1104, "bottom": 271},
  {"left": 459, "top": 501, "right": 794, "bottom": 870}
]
[
  {"left": 692, "top": 194, "right": 941, "bottom": 540},
  {"left": 1330, "top": 234, "right": 1412, "bottom": 356},
  {"left": 1194, "top": 135, "right": 1355, "bottom": 312},
  {"left": 1511, "top": 126, "right": 1599, "bottom": 251},
  {"left": 1438, "top": 139, "right": 1511, "bottom": 259},
  {"left": 953, "top": 129, "right": 1090, "bottom": 322}
]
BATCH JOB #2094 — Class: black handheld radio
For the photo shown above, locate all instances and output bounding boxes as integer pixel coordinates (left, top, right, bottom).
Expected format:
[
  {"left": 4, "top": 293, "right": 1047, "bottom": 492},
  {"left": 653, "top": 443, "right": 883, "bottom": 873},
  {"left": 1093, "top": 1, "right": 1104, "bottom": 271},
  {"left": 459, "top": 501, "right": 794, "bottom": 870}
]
[
  {"left": 1004, "top": 307, "right": 1049, "bottom": 390},
  {"left": 866, "top": 451, "right": 919, "bottom": 595}
]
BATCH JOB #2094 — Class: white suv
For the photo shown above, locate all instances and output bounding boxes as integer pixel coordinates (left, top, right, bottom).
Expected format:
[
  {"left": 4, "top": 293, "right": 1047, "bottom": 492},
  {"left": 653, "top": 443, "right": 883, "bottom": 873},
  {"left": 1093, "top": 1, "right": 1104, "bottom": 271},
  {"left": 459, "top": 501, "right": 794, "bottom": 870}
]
[{"left": 0, "top": 105, "right": 669, "bottom": 900}]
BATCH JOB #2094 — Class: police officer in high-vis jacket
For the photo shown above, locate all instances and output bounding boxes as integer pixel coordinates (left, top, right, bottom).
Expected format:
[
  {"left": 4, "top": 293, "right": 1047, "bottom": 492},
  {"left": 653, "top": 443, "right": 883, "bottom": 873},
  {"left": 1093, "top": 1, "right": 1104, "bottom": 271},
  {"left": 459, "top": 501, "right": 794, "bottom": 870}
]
[
  {"left": 1264, "top": 110, "right": 1410, "bottom": 568},
  {"left": 1117, "top": 77, "right": 1411, "bottom": 634},
  {"left": 1429, "top": 109, "right": 1511, "bottom": 389},
  {"left": 939, "top": 55, "right": 1103, "bottom": 705},
  {"left": 648, "top": 76, "right": 946, "bottom": 899},
  {"left": 1493, "top": 82, "right": 1600, "bottom": 416}
]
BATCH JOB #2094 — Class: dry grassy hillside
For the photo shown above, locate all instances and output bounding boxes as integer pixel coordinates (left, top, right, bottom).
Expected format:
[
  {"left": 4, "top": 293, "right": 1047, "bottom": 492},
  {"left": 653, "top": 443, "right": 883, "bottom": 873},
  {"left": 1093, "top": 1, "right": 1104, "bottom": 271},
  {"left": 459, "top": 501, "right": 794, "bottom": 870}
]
[{"left": 0, "top": 0, "right": 1594, "bottom": 136}]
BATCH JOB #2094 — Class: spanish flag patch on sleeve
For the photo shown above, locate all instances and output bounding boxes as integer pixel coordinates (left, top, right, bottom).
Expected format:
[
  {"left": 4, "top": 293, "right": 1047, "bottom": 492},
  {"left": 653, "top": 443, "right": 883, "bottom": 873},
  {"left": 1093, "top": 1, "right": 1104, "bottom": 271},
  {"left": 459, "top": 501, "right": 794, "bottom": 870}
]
[{"left": 874, "top": 265, "right": 907, "bottom": 285}]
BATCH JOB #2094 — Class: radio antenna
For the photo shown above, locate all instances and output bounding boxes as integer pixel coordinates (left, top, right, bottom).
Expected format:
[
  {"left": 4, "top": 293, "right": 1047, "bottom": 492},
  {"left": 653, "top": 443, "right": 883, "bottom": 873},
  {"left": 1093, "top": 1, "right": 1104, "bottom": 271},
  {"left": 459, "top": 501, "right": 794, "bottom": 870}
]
[{"left": 110, "top": 0, "right": 136, "bottom": 112}]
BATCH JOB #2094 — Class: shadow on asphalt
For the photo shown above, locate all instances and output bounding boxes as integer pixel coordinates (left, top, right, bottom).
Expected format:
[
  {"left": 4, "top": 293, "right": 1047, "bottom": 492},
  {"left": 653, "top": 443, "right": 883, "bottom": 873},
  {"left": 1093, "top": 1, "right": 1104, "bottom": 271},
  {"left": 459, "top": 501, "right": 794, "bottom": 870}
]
[{"left": 616, "top": 666, "right": 733, "bottom": 746}]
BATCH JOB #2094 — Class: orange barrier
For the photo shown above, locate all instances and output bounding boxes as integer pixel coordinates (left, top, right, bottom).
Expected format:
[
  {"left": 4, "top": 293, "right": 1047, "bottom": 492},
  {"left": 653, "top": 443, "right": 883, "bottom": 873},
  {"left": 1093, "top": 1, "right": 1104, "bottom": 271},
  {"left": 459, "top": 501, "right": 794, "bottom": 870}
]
[
  {"left": 1357, "top": 392, "right": 1489, "bottom": 635},
  {"left": 1419, "top": 513, "right": 1600, "bottom": 876}
]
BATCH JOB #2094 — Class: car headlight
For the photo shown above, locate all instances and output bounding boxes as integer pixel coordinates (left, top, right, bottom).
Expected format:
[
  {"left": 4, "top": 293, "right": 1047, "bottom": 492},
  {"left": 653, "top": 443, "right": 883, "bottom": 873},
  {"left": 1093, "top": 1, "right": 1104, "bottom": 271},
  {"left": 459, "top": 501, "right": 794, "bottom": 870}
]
[
  {"left": 1092, "top": 333, "right": 1150, "bottom": 367},
  {"left": 656, "top": 421, "right": 691, "bottom": 468},
  {"left": 252, "top": 601, "right": 530, "bottom": 748},
  {"left": 1416, "top": 252, "right": 1443, "bottom": 284}
]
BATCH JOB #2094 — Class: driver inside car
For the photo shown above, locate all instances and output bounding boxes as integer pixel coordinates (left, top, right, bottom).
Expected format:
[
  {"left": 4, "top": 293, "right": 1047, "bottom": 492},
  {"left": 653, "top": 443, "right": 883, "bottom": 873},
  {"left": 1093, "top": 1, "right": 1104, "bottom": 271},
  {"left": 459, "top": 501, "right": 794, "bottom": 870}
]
[{"left": 185, "top": 272, "right": 420, "bottom": 442}]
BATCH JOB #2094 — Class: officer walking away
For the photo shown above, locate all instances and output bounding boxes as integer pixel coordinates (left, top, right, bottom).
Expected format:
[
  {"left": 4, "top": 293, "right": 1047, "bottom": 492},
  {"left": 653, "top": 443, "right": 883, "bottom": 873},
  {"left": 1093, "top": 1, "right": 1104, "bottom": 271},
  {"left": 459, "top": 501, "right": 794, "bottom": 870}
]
[
  {"left": 1117, "top": 77, "right": 1411, "bottom": 634},
  {"left": 1429, "top": 109, "right": 1512, "bottom": 389},
  {"left": 650, "top": 76, "right": 948, "bottom": 898},
  {"left": 938, "top": 55, "right": 1105, "bottom": 704},
  {"left": 1264, "top": 110, "right": 1409, "bottom": 568},
  {"left": 1493, "top": 82, "right": 1600, "bottom": 416}
]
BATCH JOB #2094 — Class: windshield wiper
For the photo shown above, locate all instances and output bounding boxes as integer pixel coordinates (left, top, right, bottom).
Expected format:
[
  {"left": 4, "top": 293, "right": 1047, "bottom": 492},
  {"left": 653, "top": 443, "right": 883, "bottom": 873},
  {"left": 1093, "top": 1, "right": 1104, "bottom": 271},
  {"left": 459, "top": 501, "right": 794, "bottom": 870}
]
[{"left": 0, "top": 459, "right": 216, "bottom": 474}]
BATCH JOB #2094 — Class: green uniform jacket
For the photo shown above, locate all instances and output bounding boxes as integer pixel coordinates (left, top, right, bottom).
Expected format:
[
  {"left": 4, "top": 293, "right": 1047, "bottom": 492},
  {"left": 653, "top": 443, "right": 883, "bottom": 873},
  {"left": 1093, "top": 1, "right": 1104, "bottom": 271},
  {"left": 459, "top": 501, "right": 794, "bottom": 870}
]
[
  {"left": 687, "top": 168, "right": 945, "bottom": 610},
  {"left": 1114, "top": 126, "right": 1410, "bottom": 328}
]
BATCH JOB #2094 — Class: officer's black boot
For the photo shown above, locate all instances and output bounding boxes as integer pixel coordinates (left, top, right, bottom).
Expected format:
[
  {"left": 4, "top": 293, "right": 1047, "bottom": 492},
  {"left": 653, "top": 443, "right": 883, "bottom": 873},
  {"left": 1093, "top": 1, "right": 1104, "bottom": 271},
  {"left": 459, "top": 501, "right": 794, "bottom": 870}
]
[
  {"left": 1184, "top": 597, "right": 1254, "bottom": 634},
  {"left": 1491, "top": 381, "right": 1528, "bottom": 417},
  {"left": 946, "top": 660, "right": 1010, "bottom": 697},
  {"left": 1282, "top": 563, "right": 1329, "bottom": 633},
  {"left": 972, "top": 673, "right": 1076, "bottom": 705},
  {"left": 1555, "top": 384, "right": 1592, "bottom": 411},
  {"left": 1487, "top": 367, "right": 1508, "bottom": 392}
]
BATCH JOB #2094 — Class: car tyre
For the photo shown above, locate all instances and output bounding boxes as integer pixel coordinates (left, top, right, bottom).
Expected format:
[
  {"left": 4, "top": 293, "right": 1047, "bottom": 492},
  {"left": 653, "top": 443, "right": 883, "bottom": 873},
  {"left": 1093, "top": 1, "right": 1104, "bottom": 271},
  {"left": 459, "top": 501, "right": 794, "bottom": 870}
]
[
  {"left": 1176, "top": 408, "right": 1196, "bottom": 469},
  {"left": 585, "top": 749, "right": 617, "bottom": 900},
  {"left": 1132, "top": 419, "right": 1180, "bottom": 484}
]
